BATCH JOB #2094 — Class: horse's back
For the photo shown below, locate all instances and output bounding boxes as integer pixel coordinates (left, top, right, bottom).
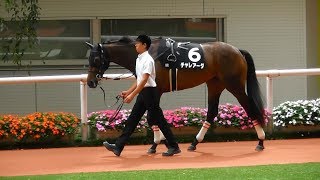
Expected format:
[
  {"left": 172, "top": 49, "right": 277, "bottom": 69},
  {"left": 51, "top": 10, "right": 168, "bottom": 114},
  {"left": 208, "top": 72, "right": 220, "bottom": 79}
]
[
  {"left": 201, "top": 41, "right": 242, "bottom": 54},
  {"left": 201, "top": 41, "right": 247, "bottom": 80}
]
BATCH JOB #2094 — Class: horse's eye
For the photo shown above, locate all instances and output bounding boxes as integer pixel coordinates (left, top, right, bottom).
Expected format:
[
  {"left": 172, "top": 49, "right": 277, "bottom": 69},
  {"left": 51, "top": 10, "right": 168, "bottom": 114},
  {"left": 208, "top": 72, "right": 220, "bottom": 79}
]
[{"left": 94, "top": 57, "right": 99, "bottom": 64}]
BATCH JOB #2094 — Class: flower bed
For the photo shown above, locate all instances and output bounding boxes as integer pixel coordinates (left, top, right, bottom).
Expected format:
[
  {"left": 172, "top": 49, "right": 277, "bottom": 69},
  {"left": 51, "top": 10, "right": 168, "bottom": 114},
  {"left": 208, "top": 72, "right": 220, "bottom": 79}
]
[
  {"left": 1, "top": 99, "right": 318, "bottom": 147},
  {"left": 87, "top": 109, "right": 147, "bottom": 132},
  {"left": 273, "top": 98, "right": 320, "bottom": 130},
  {"left": 87, "top": 104, "right": 271, "bottom": 133},
  {"left": 0, "top": 112, "right": 80, "bottom": 143},
  {"left": 163, "top": 107, "right": 207, "bottom": 128},
  {"left": 214, "top": 104, "right": 270, "bottom": 130},
  {"left": 87, "top": 99, "right": 320, "bottom": 136}
]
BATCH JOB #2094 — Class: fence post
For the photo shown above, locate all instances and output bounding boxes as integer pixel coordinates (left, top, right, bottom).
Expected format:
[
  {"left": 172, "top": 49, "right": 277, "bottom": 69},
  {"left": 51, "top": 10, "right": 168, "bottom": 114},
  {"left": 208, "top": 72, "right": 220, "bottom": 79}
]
[
  {"left": 266, "top": 76, "right": 273, "bottom": 133},
  {"left": 80, "top": 80, "right": 88, "bottom": 141}
]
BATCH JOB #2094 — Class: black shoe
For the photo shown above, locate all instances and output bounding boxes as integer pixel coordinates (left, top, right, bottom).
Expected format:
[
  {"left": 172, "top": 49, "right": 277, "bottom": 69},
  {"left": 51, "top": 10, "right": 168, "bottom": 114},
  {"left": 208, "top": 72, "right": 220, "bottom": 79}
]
[
  {"left": 162, "top": 148, "right": 181, "bottom": 156},
  {"left": 187, "top": 144, "right": 196, "bottom": 151},
  {"left": 147, "top": 148, "right": 156, "bottom": 154},
  {"left": 147, "top": 142, "right": 158, "bottom": 154},
  {"left": 161, "top": 140, "right": 170, "bottom": 149},
  {"left": 103, "top": 141, "right": 121, "bottom": 156}
]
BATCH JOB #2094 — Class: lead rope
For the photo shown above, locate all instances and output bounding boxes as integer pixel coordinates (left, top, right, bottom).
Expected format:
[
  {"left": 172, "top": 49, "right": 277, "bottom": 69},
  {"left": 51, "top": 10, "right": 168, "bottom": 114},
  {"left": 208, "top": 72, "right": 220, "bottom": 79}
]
[
  {"left": 99, "top": 86, "right": 120, "bottom": 108},
  {"left": 98, "top": 72, "right": 133, "bottom": 123},
  {"left": 108, "top": 100, "right": 124, "bottom": 123},
  {"left": 99, "top": 85, "right": 124, "bottom": 123}
]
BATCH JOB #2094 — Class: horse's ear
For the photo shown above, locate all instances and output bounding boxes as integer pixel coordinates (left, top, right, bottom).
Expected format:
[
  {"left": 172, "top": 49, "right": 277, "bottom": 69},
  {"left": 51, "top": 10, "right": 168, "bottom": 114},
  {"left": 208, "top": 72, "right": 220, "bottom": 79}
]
[
  {"left": 98, "top": 43, "right": 103, "bottom": 50},
  {"left": 85, "top": 42, "right": 94, "bottom": 49}
]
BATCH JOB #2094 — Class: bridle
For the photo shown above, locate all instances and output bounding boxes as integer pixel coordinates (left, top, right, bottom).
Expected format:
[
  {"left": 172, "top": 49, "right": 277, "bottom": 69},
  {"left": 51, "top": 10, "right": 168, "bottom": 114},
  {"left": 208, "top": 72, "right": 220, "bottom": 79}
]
[
  {"left": 87, "top": 43, "right": 126, "bottom": 123},
  {"left": 88, "top": 44, "right": 110, "bottom": 79}
]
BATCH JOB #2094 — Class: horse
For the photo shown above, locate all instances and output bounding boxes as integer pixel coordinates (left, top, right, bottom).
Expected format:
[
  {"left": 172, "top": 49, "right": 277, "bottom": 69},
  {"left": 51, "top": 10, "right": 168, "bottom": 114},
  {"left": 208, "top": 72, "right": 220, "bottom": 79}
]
[{"left": 85, "top": 36, "right": 266, "bottom": 152}]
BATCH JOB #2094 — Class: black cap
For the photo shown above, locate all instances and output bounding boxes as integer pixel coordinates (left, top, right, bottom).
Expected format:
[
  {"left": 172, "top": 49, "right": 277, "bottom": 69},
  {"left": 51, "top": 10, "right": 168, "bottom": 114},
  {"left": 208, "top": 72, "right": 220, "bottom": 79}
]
[{"left": 136, "top": 34, "right": 151, "bottom": 49}]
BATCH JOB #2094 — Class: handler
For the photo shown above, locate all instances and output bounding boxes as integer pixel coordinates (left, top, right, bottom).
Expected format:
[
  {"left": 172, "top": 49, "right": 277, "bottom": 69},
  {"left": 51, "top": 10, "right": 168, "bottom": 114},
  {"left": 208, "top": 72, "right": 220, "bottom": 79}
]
[{"left": 103, "top": 34, "right": 181, "bottom": 156}]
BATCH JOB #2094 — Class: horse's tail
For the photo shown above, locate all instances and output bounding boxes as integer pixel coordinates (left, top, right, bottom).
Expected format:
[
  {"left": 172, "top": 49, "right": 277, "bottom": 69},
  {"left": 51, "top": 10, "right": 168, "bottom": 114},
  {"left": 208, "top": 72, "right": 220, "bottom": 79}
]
[{"left": 239, "top": 49, "right": 265, "bottom": 126}]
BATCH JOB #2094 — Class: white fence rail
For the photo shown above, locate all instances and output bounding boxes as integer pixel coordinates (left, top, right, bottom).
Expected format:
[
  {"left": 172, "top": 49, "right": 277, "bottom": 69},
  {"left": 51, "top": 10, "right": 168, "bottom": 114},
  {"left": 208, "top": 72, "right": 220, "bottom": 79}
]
[
  {"left": 255, "top": 68, "right": 320, "bottom": 132},
  {"left": 0, "top": 68, "right": 319, "bottom": 140}
]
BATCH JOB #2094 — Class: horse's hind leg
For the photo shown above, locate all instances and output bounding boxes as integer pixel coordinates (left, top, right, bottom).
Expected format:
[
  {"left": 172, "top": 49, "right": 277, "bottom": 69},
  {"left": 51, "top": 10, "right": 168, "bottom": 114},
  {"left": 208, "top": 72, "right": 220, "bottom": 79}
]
[
  {"left": 226, "top": 84, "right": 265, "bottom": 151},
  {"left": 188, "top": 79, "right": 224, "bottom": 151},
  {"left": 147, "top": 126, "right": 168, "bottom": 154}
]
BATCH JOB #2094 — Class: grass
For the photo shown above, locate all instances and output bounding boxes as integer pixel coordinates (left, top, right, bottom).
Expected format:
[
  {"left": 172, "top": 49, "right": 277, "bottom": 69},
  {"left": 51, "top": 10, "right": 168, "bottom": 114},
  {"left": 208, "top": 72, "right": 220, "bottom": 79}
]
[{"left": 2, "top": 162, "right": 320, "bottom": 180}]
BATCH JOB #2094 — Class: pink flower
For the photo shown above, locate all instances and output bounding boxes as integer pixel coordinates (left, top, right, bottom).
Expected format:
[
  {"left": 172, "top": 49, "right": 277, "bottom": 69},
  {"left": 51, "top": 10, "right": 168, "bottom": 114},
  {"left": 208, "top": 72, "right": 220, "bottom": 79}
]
[
  {"left": 232, "top": 106, "right": 241, "bottom": 111},
  {"left": 88, "top": 104, "right": 272, "bottom": 131},
  {"left": 220, "top": 113, "right": 227, "bottom": 119},
  {"left": 241, "top": 125, "right": 248, "bottom": 130}
]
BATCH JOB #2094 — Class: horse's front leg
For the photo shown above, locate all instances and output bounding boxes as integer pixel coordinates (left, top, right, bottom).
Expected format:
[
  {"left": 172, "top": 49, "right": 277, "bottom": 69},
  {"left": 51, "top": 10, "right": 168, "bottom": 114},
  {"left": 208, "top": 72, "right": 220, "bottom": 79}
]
[{"left": 188, "top": 121, "right": 211, "bottom": 151}]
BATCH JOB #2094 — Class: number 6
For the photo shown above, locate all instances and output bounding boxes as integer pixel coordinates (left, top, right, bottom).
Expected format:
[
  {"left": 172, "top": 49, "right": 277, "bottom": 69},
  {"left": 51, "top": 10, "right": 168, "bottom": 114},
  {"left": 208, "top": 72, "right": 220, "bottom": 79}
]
[{"left": 188, "top": 48, "right": 201, "bottom": 62}]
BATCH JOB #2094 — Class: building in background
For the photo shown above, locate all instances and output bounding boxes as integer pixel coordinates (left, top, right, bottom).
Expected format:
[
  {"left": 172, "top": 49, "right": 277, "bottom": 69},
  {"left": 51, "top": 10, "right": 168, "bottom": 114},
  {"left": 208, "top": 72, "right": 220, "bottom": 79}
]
[{"left": 0, "top": 0, "right": 318, "bottom": 116}]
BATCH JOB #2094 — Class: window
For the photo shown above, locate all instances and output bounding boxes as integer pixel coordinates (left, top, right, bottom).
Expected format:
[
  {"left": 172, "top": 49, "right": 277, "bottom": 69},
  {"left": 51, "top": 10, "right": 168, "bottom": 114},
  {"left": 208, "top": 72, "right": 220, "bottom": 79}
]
[
  {"left": 101, "top": 18, "right": 224, "bottom": 43},
  {"left": 1, "top": 20, "right": 90, "bottom": 61},
  {"left": 1, "top": 18, "right": 224, "bottom": 69}
]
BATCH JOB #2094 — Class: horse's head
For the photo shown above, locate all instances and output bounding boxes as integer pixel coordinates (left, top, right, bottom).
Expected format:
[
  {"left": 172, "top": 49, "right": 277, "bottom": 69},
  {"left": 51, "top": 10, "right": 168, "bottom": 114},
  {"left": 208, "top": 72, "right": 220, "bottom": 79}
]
[
  {"left": 85, "top": 36, "right": 160, "bottom": 88},
  {"left": 85, "top": 42, "right": 110, "bottom": 88}
]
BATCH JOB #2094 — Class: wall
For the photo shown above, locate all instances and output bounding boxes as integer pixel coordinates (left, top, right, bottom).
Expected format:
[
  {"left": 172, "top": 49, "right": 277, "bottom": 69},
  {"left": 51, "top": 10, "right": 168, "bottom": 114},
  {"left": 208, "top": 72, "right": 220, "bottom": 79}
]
[{"left": 1, "top": 0, "right": 315, "bottom": 116}]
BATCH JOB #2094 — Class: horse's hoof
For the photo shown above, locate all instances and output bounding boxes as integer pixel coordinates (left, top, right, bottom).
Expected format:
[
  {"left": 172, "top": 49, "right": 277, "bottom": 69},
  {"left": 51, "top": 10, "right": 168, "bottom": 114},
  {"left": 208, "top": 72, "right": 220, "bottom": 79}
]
[
  {"left": 147, "top": 148, "right": 156, "bottom": 154},
  {"left": 255, "top": 145, "right": 264, "bottom": 151},
  {"left": 187, "top": 145, "right": 196, "bottom": 151}
]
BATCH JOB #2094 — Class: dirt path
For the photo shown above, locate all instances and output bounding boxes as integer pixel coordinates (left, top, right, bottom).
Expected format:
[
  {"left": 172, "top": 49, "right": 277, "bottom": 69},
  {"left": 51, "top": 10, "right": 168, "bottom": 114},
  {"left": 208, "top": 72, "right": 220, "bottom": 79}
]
[{"left": 0, "top": 138, "right": 319, "bottom": 176}]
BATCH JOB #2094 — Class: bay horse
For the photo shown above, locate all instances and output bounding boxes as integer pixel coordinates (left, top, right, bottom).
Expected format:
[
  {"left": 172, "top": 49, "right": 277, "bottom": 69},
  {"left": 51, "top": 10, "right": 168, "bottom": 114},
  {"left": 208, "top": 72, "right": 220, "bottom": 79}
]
[{"left": 86, "top": 36, "right": 266, "bottom": 152}]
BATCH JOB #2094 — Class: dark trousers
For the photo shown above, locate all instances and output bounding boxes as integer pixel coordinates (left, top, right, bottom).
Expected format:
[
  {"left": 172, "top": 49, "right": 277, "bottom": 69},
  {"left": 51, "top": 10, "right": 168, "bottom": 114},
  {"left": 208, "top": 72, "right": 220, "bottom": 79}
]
[{"left": 115, "top": 87, "right": 179, "bottom": 151}]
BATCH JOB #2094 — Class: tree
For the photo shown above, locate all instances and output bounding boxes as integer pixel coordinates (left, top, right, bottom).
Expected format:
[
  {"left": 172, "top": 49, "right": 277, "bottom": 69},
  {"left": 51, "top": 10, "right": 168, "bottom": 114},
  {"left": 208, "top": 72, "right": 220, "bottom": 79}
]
[{"left": 0, "top": 0, "right": 40, "bottom": 66}]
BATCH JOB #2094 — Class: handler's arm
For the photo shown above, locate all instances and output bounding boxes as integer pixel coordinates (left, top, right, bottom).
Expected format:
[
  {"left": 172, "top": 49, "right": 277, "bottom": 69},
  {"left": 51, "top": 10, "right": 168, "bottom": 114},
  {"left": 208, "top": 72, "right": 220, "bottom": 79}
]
[
  {"left": 127, "top": 81, "right": 137, "bottom": 94},
  {"left": 124, "top": 73, "right": 149, "bottom": 103}
]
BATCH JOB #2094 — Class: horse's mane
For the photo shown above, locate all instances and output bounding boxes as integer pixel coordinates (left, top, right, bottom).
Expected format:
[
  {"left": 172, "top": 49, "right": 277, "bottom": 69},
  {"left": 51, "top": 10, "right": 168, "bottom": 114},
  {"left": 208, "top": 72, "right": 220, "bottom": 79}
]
[
  {"left": 119, "top": 36, "right": 163, "bottom": 43},
  {"left": 103, "top": 36, "right": 134, "bottom": 44},
  {"left": 118, "top": 36, "right": 134, "bottom": 44},
  {"left": 104, "top": 36, "right": 163, "bottom": 44}
]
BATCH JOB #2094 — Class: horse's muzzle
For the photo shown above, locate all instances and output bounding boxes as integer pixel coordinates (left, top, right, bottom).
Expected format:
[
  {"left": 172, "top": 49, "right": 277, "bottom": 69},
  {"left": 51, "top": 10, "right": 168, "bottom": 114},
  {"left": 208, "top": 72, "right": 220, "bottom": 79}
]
[{"left": 87, "top": 79, "right": 98, "bottom": 88}]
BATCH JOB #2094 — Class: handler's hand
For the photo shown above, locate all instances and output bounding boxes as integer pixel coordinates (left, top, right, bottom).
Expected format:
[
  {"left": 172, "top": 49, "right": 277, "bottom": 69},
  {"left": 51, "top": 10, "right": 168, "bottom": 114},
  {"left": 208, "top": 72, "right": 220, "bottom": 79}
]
[
  {"left": 120, "top": 91, "right": 129, "bottom": 98},
  {"left": 124, "top": 94, "right": 134, "bottom": 103}
]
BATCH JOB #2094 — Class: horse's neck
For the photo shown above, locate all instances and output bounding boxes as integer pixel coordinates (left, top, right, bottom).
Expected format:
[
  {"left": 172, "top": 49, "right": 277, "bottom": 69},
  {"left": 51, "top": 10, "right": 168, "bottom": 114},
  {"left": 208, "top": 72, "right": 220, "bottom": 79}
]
[
  {"left": 106, "top": 45, "right": 136, "bottom": 72},
  {"left": 149, "top": 39, "right": 167, "bottom": 61}
]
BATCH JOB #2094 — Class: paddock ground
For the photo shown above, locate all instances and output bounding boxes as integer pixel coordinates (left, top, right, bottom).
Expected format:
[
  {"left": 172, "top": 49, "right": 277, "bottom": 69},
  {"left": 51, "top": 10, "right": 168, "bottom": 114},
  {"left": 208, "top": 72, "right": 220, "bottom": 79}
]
[{"left": 0, "top": 138, "right": 319, "bottom": 176}]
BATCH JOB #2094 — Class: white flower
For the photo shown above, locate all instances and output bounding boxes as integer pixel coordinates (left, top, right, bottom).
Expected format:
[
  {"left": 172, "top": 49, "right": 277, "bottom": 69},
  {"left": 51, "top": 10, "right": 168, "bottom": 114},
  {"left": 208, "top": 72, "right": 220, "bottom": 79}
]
[
  {"left": 292, "top": 119, "right": 297, "bottom": 125},
  {"left": 273, "top": 98, "right": 320, "bottom": 127}
]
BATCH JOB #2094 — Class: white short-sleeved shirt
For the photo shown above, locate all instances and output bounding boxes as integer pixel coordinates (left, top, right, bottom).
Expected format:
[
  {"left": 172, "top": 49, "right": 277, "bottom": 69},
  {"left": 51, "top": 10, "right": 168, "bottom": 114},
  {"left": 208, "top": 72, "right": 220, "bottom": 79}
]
[{"left": 135, "top": 51, "right": 157, "bottom": 87}]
